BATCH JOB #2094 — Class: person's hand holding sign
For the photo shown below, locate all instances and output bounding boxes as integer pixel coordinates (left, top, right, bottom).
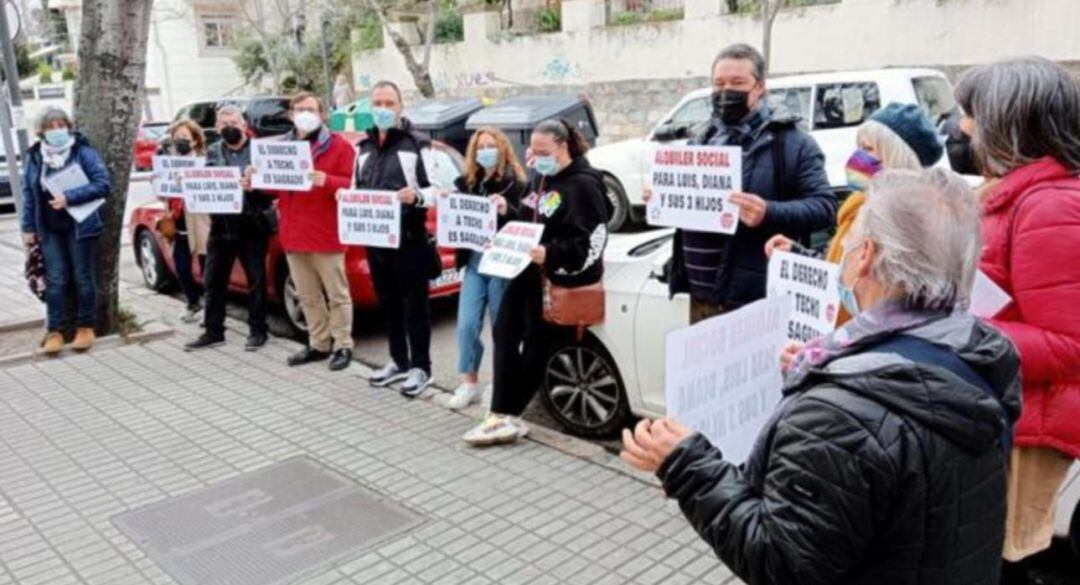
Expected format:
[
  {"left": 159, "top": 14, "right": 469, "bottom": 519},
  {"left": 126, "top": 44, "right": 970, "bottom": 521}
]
[
  {"left": 490, "top": 194, "right": 508, "bottom": 216},
  {"left": 729, "top": 192, "right": 767, "bottom": 227},
  {"left": 529, "top": 245, "right": 546, "bottom": 265},
  {"left": 764, "top": 234, "right": 794, "bottom": 258},
  {"left": 240, "top": 165, "right": 256, "bottom": 191},
  {"left": 641, "top": 187, "right": 653, "bottom": 204},
  {"left": 620, "top": 418, "right": 693, "bottom": 473},
  {"left": 780, "top": 341, "right": 805, "bottom": 373},
  {"left": 398, "top": 186, "right": 418, "bottom": 205},
  {"left": 310, "top": 171, "right": 327, "bottom": 188}
]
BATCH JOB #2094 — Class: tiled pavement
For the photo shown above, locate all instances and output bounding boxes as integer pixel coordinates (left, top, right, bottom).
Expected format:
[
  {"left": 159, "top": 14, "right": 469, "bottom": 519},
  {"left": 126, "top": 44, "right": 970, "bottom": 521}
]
[
  {"left": 0, "top": 241, "right": 43, "bottom": 331},
  {"left": 0, "top": 292, "right": 742, "bottom": 584}
]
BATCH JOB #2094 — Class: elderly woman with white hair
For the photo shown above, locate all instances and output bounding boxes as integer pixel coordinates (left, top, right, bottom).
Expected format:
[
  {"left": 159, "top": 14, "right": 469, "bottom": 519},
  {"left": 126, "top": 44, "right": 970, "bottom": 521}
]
[
  {"left": 765, "top": 102, "right": 943, "bottom": 325},
  {"left": 19, "top": 106, "right": 111, "bottom": 355},
  {"left": 622, "top": 168, "right": 1021, "bottom": 585}
]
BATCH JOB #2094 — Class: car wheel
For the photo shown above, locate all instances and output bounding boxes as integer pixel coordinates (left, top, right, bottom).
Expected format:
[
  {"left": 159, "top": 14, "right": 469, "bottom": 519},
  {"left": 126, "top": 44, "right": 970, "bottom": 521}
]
[
  {"left": 277, "top": 265, "right": 309, "bottom": 338},
  {"left": 541, "top": 336, "right": 631, "bottom": 438},
  {"left": 603, "top": 174, "right": 630, "bottom": 233},
  {"left": 136, "top": 229, "right": 171, "bottom": 292}
]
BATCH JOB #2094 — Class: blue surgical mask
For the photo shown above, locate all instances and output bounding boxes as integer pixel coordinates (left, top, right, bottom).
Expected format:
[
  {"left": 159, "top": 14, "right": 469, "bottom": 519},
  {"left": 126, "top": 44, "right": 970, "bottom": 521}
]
[
  {"left": 44, "top": 129, "right": 71, "bottom": 148},
  {"left": 372, "top": 107, "right": 397, "bottom": 131},
  {"left": 837, "top": 244, "right": 862, "bottom": 316},
  {"left": 534, "top": 155, "right": 559, "bottom": 177},
  {"left": 476, "top": 147, "right": 499, "bottom": 170}
]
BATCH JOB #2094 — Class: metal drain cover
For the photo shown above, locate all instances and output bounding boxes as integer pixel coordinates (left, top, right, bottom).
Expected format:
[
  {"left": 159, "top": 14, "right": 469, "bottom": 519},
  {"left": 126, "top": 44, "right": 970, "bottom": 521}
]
[{"left": 113, "top": 457, "right": 424, "bottom": 585}]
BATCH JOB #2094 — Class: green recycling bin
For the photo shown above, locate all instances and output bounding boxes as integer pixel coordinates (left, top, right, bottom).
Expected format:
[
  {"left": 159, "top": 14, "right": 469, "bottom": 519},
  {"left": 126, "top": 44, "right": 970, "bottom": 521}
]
[{"left": 329, "top": 99, "right": 374, "bottom": 133}]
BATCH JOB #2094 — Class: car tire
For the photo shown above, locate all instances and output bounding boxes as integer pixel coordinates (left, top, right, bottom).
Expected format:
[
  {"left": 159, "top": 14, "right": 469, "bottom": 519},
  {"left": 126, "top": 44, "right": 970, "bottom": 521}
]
[
  {"left": 603, "top": 174, "right": 630, "bottom": 233},
  {"left": 276, "top": 262, "right": 309, "bottom": 339},
  {"left": 135, "top": 228, "right": 173, "bottom": 292},
  {"left": 541, "top": 335, "right": 631, "bottom": 438}
]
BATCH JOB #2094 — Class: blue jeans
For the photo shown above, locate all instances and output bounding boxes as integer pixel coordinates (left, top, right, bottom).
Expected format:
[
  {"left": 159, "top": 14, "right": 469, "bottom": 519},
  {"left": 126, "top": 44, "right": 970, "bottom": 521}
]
[
  {"left": 456, "top": 253, "right": 508, "bottom": 374},
  {"left": 41, "top": 229, "right": 99, "bottom": 331}
]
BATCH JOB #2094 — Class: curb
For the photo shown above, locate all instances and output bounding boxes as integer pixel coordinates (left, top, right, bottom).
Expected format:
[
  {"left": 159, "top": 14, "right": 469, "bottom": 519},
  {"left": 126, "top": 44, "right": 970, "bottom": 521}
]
[
  {"left": 0, "top": 320, "right": 174, "bottom": 368},
  {"left": 0, "top": 316, "right": 45, "bottom": 334}
]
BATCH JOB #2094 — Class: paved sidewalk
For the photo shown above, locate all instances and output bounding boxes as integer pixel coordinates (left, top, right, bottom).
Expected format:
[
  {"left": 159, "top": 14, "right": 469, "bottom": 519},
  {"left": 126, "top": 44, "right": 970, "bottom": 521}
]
[
  {"left": 0, "top": 241, "right": 44, "bottom": 332},
  {"left": 0, "top": 291, "right": 741, "bottom": 585}
]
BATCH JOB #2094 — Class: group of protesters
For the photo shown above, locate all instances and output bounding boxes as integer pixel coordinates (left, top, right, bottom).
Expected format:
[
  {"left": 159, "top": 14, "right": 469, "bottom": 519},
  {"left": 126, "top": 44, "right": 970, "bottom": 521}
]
[{"left": 17, "top": 38, "right": 1080, "bottom": 584}]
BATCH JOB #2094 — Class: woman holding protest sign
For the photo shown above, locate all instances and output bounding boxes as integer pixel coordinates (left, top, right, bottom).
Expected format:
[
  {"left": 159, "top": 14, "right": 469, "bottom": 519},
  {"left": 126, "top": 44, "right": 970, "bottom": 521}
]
[
  {"left": 19, "top": 106, "right": 111, "bottom": 355},
  {"left": 444, "top": 128, "right": 527, "bottom": 411},
  {"left": 159, "top": 120, "right": 210, "bottom": 324},
  {"left": 463, "top": 119, "right": 609, "bottom": 446}
]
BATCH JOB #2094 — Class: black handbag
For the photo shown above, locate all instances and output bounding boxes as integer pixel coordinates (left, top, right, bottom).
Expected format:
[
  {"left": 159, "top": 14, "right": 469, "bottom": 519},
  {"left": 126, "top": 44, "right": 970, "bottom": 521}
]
[{"left": 259, "top": 206, "right": 279, "bottom": 235}]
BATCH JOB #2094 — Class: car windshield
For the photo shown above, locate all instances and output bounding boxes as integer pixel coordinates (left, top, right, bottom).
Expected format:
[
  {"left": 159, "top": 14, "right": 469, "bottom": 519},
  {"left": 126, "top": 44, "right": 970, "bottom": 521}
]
[
  {"left": 142, "top": 125, "right": 168, "bottom": 141},
  {"left": 912, "top": 76, "right": 957, "bottom": 123}
]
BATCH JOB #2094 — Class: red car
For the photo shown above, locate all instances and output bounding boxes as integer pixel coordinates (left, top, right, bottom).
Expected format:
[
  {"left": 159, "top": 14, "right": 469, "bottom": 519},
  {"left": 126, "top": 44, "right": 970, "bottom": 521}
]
[
  {"left": 133, "top": 121, "right": 169, "bottom": 171},
  {"left": 131, "top": 133, "right": 465, "bottom": 335}
]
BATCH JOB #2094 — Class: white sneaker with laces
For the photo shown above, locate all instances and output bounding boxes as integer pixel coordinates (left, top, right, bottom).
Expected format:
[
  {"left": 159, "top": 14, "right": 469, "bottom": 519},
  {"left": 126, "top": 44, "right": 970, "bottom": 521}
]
[
  {"left": 400, "top": 368, "right": 432, "bottom": 398},
  {"left": 463, "top": 413, "right": 528, "bottom": 447},
  {"left": 370, "top": 362, "right": 408, "bottom": 387},
  {"left": 446, "top": 383, "right": 481, "bottom": 410},
  {"left": 179, "top": 305, "right": 202, "bottom": 324}
]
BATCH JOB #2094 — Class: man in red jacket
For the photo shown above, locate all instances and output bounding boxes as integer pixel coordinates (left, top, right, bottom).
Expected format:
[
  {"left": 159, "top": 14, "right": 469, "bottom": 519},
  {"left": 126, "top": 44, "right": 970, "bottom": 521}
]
[{"left": 246, "top": 92, "right": 356, "bottom": 371}]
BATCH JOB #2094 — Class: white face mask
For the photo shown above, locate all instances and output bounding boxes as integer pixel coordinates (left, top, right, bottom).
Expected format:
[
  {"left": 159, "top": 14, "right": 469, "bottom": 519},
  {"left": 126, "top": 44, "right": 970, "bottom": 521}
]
[{"left": 293, "top": 111, "right": 322, "bottom": 135}]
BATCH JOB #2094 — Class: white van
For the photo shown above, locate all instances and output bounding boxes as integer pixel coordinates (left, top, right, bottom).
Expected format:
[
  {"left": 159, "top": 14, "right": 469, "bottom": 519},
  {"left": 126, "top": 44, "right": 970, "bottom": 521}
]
[{"left": 589, "top": 68, "right": 960, "bottom": 231}]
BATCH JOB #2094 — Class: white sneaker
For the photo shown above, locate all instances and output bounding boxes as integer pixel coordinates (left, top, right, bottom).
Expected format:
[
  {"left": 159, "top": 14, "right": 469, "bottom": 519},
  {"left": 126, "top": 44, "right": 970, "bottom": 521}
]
[
  {"left": 179, "top": 305, "right": 202, "bottom": 324},
  {"left": 446, "top": 383, "right": 481, "bottom": 410},
  {"left": 400, "top": 368, "right": 432, "bottom": 398},
  {"left": 370, "top": 362, "right": 408, "bottom": 387},
  {"left": 463, "top": 413, "right": 529, "bottom": 447}
]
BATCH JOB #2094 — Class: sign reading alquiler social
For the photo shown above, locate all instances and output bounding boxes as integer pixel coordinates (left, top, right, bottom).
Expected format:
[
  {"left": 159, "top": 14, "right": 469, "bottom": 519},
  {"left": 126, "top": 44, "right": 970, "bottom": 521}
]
[
  {"left": 646, "top": 145, "right": 743, "bottom": 235},
  {"left": 478, "top": 221, "right": 545, "bottom": 280},
  {"left": 766, "top": 251, "right": 841, "bottom": 342},
  {"left": 337, "top": 189, "right": 401, "bottom": 248},
  {"left": 180, "top": 168, "right": 244, "bottom": 214},
  {"left": 437, "top": 192, "right": 498, "bottom": 253},
  {"left": 251, "top": 139, "right": 313, "bottom": 191},
  {"left": 665, "top": 295, "right": 792, "bottom": 464}
]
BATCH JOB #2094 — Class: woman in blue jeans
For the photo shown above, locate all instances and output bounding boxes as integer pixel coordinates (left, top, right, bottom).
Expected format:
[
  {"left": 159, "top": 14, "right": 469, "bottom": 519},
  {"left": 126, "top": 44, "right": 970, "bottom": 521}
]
[
  {"left": 445, "top": 128, "right": 526, "bottom": 410},
  {"left": 19, "top": 107, "right": 111, "bottom": 355}
]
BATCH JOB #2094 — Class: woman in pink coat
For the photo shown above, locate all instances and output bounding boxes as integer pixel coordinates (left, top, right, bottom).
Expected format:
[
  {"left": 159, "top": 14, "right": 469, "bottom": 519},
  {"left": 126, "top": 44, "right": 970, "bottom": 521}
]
[{"left": 955, "top": 58, "right": 1080, "bottom": 582}]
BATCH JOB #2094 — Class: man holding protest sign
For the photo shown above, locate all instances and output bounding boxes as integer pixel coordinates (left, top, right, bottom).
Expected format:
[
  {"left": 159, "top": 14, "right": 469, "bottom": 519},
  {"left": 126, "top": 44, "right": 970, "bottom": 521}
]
[
  {"left": 186, "top": 105, "right": 274, "bottom": 352},
  {"left": 624, "top": 170, "right": 1020, "bottom": 585},
  {"left": 354, "top": 81, "right": 442, "bottom": 397},
  {"left": 648, "top": 44, "right": 835, "bottom": 323},
  {"left": 249, "top": 92, "right": 356, "bottom": 371}
]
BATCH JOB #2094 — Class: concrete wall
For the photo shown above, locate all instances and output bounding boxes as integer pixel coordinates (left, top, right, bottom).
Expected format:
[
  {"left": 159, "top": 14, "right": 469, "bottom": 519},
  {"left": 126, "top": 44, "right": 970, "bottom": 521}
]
[{"left": 352, "top": 0, "right": 1080, "bottom": 144}]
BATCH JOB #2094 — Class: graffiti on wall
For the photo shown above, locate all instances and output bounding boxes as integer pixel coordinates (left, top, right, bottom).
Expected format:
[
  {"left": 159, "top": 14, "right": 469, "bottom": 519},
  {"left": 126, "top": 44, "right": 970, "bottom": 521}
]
[{"left": 540, "top": 57, "right": 582, "bottom": 82}]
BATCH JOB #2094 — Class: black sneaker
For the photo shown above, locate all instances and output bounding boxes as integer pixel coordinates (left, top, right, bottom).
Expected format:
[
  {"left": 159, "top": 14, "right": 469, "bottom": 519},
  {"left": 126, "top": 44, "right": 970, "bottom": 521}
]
[
  {"left": 184, "top": 333, "right": 225, "bottom": 352},
  {"left": 287, "top": 347, "right": 330, "bottom": 366},
  {"left": 328, "top": 349, "right": 353, "bottom": 371},
  {"left": 245, "top": 334, "right": 268, "bottom": 351}
]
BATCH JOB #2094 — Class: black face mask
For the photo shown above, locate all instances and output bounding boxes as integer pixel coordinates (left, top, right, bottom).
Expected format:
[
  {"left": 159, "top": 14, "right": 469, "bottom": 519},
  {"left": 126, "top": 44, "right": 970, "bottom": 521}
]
[
  {"left": 221, "top": 126, "right": 244, "bottom": 147},
  {"left": 946, "top": 131, "right": 979, "bottom": 176},
  {"left": 174, "top": 139, "right": 193, "bottom": 156},
  {"left": 712, "top": 89, "right": 752, "bottom": 125}
]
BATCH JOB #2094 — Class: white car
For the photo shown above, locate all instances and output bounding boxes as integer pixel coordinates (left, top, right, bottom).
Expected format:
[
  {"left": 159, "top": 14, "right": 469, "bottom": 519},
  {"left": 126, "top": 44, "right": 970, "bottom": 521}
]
[{"left": 588, "top": 68, "right": 961, "bottom": 231}]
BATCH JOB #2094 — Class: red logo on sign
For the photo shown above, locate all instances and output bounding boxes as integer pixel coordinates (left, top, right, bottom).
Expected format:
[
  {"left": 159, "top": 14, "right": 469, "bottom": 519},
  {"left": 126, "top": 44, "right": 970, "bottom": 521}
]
[
  {"left": 825, "top": 304, "right": 837, "bottom": 323},
  {"left": 299, "top": 161, "right": 310, "bottom": 171},
  {"left": 720, "top": 212, "right": 734, "bottom": 229},
  {"left": 388, "top": 234, "right": 398, "bottom": 246}
]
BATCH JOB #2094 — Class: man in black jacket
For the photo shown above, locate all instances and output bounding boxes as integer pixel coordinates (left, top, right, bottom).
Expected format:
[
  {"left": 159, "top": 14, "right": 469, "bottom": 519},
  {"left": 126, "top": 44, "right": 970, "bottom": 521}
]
[
  {"left": 623, "top": 169, "right": 1021, "bottom": 585},
  {"left": 186, "top": 105, "right": 273, "bottom": 351},
  {"left": 656, "top": 44, "right": 836, "bottom": 323},
  {"left": 357, "top": 81, "right": 439, "bottom": 397}
]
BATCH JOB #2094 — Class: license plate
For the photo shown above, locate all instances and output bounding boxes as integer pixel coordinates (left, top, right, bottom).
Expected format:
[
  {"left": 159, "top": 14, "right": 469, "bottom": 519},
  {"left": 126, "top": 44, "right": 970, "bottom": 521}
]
[{"left": 429, "top": 267, "right": 462, "bottom": 289}]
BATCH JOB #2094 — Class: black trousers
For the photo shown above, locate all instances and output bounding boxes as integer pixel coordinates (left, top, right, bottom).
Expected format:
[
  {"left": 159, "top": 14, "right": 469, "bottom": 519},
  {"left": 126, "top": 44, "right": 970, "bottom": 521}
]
[
  {"left": 203, "top": 233, "right": 269, "bottom": 339},
  {"left": 368, "top": 243, "right": 432, "bottom": 373},
  {"left": 491, "top": 266, "right": 573, "bottom": 417}
]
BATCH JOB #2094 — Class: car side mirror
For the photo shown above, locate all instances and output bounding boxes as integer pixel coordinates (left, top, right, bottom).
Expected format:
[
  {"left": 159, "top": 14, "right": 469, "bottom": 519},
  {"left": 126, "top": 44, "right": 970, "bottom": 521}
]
[
  {"left": 650, "top": 256, "right": 671, "bottom": 284},
  {"left": 652, "top": 123, "right": 686, "bottom": 143}
]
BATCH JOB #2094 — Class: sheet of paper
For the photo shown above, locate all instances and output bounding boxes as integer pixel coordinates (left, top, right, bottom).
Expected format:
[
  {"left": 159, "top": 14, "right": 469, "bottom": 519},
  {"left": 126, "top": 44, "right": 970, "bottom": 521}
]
[
  {"left": 66, "top": 198, "right": 105, "bottom": 223},
  {"left": 665, "top": 295, "right": 793, "bottom": 464},
  {"left": 42, "top": 164, "right": 90, "bottom": 195},
  {"left": 251, "top": 139, "right": 313, "bottom": 192},
  {"left": 646, "top": 144, "right": 743, "bottom": 235},
  {"left": 766, "top": 250, "right": 841, "bottom": 342},
  {"left": 971, "top": 269, "right": 1012, "bottom": 319},
  {"left": 337, "top": 189, "right": 401, "bottom": 249},
  {"left": 437, "top": 192, "right": 498, "bottom": 253},
  {"left": 478, "top": 222, "right": 545, "bottom": 279}
]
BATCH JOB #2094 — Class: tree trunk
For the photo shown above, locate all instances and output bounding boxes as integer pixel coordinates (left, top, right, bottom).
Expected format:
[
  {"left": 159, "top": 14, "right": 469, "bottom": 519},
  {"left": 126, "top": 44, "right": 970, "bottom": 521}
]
[
  {"left": 367, "top": 0, "right": 436, "bottom": 98},
  {"left": 74, "top": 0, "right": 154, "bottom": 335},
  {"left": 761, "top": 0, "right": 783, "bottom": 72}
]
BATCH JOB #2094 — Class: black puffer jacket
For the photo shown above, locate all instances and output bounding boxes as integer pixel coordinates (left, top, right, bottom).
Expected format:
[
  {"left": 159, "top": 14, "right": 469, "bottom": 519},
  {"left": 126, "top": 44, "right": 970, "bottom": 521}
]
[
  {"left": 452, "top": 172, "right": 526, "bottom": 270},
  {"left": 355, "top": 119, "right": 434, "bottom": 244},
  {"left": 206, "top": 139, "right": 274, "bottom": 240},
  {"left": 658, "top": 313, "right": 1021, "bottom": 585},
  {"left": 523, "top": 157, "right": 609, "bottom": 288}
]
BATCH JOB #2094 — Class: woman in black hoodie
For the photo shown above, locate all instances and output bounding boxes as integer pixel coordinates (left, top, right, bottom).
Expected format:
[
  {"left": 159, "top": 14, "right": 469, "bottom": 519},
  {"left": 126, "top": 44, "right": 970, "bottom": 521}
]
[
  {"left": 444, "top": 127, "right": 527, "bottom": 411},
  {"left": 463, "top": 119, "right": 609, "bottom": 446}
]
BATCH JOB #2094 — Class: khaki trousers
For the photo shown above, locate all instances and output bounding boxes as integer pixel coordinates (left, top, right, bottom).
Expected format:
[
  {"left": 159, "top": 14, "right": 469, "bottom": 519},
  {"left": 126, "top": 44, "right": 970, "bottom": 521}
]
[
  {"left": 1002, "top": 446, "right": 1074, "bottom": 561},
  {"left": 286, "top": 252, "right": 353, "bottom": 352}
]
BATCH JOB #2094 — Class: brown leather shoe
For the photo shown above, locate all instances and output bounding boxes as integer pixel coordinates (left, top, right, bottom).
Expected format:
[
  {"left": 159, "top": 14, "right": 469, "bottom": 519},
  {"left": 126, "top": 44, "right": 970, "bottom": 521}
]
[
  {"left": 42, "top": 332, "right": 64, "bottom": 355},
  {"left": 72, "top": 328, "right": 95, "bottom": 352}
]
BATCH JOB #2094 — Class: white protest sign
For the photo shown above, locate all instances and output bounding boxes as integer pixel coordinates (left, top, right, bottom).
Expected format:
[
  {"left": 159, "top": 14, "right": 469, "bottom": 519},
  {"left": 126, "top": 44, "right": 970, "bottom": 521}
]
[
  {"left": 970, "top": 270, "right": 1012, "bottom": 319},
  {"left": 767, "top": 251, "right": 841, "bottom": 342},
  {"left": 180, "top": 167, "right": 243, "bottom": 214},
  {"left": 437, "top": 192, "right": 498, "bottom": 253},
  {"left": 152, "top": 156, "right": 205, "bottom": 198},
  {"left": 665, "top": 295, "right": 792, "bottom": 464},
  {"left": 337, "top": 189, "right": 401, "bottom": 248},
  {"left": 478, "top": 221, "right": 545, "bottom": 279},
  {"left": 251, "top": 139, "right": 313, "bottom": 191},
  {"left": 646, "top": 145, "right": 742, "bottom": 235}
]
